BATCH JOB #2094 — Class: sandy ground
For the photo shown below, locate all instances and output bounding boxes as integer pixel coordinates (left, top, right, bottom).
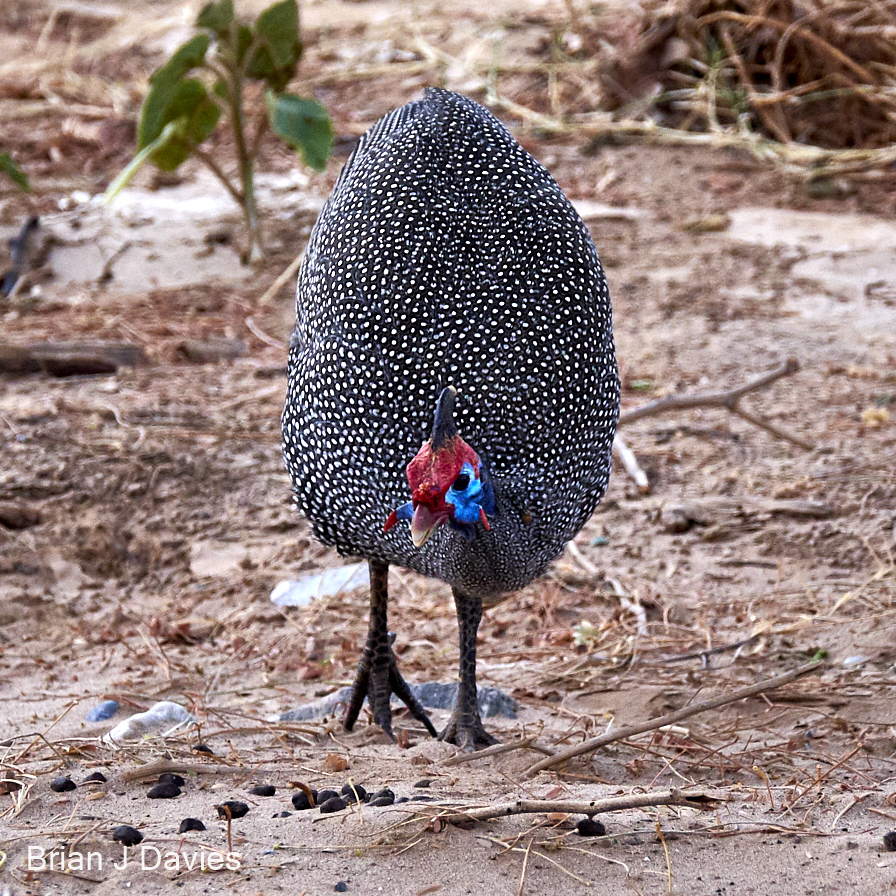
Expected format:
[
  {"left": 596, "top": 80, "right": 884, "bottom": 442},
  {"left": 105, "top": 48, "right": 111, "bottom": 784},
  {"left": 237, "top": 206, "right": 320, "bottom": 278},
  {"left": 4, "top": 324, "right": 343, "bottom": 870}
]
[{"left": 1, "top": 1, "right": 896, "bottom": 894}]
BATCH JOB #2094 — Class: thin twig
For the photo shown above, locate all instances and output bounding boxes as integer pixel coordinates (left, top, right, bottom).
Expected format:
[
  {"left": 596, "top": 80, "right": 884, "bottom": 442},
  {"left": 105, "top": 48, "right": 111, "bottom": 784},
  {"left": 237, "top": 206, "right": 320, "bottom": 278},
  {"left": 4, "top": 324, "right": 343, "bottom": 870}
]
[
  {"left": 258, "top": 250, "right": 304, "bottom": 307},
  {"left": 438, "top": 787, "right": 715, "bottom": 825},
  {"left": 516, "top": 838, "right": 533, "bottom": 896},
  {"left": 442, "top": 736, "right": 540, "bottom": 767},
  {"left": 523, "top": 660, "right": 825, "bottom": 778},
  {"left": 612, "top": 434, "right": 650, "bottom": 493},
  {"left": 618, "top": 358, "right": 813, "bottom": 450}
]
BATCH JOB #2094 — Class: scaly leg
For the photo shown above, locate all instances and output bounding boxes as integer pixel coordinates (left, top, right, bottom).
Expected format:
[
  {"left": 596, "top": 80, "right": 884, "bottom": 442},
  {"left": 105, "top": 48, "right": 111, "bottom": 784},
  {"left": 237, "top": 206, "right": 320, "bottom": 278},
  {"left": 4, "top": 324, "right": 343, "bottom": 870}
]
[
  {"left": 344, "top": 559, "right": 437, "bottom": 739},
  {"left": 440, "top": 588, "right": 499, "bottom": 750}
]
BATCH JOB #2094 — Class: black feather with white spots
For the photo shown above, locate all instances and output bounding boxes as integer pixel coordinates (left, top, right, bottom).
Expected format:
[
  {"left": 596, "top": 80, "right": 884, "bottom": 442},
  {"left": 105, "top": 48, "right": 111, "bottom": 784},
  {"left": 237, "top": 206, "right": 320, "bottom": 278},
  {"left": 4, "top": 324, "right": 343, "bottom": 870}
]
[{"left": 282, "top": 89, "right": 619, "bottom": 600}]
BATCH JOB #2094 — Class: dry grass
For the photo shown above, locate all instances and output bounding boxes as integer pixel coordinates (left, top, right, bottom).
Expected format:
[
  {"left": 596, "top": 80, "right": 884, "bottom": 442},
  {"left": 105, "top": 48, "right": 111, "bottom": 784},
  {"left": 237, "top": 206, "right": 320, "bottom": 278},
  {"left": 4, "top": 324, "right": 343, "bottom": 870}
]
[{"left": 581, "top": 0, "right": 896, "bottom": 151}]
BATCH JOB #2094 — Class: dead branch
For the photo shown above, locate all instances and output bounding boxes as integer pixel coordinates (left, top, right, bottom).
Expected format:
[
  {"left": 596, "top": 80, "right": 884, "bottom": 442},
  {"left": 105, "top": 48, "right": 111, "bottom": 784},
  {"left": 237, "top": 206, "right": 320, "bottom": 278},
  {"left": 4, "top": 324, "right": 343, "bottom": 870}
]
[
  {"left": 523, "top": 660, "right": 825, "bottom": 778},
  {"left": 618, "top": 358, "right": 813, "bottom": 450},
  {"left": 120, "top": 758, "right": 261, "bottom": 782},
  {"left": 442, "top": 735, "right": 544, "bottom": 767},
  {"left": 438, "top": 787, "right": 716, "bottom": 825}
]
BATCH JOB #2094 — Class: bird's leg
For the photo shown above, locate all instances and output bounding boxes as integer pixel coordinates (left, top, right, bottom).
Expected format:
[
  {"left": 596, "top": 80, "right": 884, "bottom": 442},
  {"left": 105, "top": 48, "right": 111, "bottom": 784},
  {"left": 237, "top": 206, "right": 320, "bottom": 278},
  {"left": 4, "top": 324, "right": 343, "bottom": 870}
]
[
  {"left": 344, "top": 559, "right": 438, "bottom": 739},
  {"left": 440, "top": 589, "right": 499, "bottom": 750}
]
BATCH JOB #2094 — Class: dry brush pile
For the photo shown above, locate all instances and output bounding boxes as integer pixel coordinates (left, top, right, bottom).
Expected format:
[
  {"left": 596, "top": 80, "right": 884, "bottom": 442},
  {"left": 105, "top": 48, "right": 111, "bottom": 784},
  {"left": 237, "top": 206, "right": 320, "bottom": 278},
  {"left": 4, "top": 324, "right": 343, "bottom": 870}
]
[{"left": 586, "top": 0, "right": 896, "bottom": 150}]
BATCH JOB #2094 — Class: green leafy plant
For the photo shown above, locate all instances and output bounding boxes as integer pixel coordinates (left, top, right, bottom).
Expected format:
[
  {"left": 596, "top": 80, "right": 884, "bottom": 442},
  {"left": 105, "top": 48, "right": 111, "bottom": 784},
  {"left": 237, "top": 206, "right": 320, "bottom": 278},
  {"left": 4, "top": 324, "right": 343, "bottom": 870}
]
[
  {"left": 0, "top": 152, "right": 30, "bottom": 191},
  {"left": 107, "top": 0, "right": 331, "bottom": 260}
]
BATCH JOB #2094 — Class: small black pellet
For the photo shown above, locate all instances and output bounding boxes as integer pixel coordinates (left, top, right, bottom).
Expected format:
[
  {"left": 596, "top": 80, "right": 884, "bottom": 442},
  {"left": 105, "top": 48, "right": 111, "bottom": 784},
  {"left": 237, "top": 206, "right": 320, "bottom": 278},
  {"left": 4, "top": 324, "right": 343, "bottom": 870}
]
[
  {"left": 147, "top": 782, "right": 181, "bottom": 799},
  {"left": 216, "top": 801, "right": 249, "bottom": 819},
  {"left": 291, "top": 790, "right": 317, "bottom": 811},
  {"left": 341, "top": 784, "right": 366, "bottom": 803},
  {"left": 577, "top": 818, "right": 606, "bottom": 837},
  {"left": 159, "top": 773, "right": 185, "bottom": 788},
  {"left": 50, "top": 776, "right": 76, "bottom": 793},
  {"left": 82, "top": 771, "right": 107, "bottom": 784},
  {"left": 112, "top": 825, "right": 144, "bottom": 847},
  {"left": 178, "top": 818, "right": 206, "bottom": 833},
  {"left": 319, "top": 796, "right": 347, "bottom": 814}
]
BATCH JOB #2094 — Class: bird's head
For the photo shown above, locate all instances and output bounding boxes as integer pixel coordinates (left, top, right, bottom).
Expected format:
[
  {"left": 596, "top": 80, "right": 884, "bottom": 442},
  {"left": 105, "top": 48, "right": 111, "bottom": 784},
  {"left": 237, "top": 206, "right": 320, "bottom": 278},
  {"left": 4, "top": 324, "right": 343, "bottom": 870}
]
[{"left": 384, "top": 386, "right": 495, "bottom": 547}]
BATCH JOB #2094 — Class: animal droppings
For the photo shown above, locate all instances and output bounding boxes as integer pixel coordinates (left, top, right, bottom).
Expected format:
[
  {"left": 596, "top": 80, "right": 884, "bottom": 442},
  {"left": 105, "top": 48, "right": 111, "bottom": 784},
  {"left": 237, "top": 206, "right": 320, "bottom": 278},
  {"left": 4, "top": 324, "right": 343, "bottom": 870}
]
[
  {"left": 291, "top": 790, "right": 318, "bottom": 811},
  {"left": 250, "top": 784, "right": 276, "bottom": 796},
  {"left": 577, "top": 818, "right": 607, "bottom": 837},
  {"left": 148, "top": 782, "right": 181, "bottom": 799},
  {"left": 319, "top": 796, "right": 348, "bottom": 814},
  {"left": 112, "top": 825, "right": 144, "bottom": 847},
  {"left": 216, "top": 800, "right": 249, "bottom": 819},
  {"left": 50, "top": 776, "right": 76, "bottom": 793}
]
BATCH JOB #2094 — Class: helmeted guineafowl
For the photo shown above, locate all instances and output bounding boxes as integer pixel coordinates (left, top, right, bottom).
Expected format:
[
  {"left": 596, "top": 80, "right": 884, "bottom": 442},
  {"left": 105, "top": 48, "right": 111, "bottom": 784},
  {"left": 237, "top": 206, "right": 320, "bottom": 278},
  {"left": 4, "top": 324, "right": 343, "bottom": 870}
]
[{"left": 282, "top": 88, "right": 619, "bottom": 749}]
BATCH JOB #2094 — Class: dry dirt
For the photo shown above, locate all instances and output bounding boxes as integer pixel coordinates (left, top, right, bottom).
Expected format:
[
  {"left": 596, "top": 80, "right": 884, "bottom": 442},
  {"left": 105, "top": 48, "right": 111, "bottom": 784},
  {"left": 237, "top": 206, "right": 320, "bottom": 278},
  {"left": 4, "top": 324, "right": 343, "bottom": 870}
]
[{"left": 1, "top": 2, "right": 895, "bottom": 895}]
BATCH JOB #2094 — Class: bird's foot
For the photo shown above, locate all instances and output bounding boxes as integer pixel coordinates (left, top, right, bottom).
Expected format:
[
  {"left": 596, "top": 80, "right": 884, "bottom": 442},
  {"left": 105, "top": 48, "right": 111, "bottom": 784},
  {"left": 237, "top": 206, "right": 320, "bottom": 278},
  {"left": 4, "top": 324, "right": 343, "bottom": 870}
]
[
  {"left": 344, "top": 646, "right": 438, "bottom": 740},
  {"left": 440, "top": 712, "right": 499, "bottom": 751}
]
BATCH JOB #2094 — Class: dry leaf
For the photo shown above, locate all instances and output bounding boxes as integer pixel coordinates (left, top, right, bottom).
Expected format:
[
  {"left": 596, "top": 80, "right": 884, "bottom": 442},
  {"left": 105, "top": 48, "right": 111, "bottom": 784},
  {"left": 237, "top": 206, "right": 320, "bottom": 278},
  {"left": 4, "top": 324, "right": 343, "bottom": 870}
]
[
  {"left": 325, "top": 753, "right": 349, "bottom": 772},
  {"left": 861, "top": 407, "right": 890, "bottom": 428}
]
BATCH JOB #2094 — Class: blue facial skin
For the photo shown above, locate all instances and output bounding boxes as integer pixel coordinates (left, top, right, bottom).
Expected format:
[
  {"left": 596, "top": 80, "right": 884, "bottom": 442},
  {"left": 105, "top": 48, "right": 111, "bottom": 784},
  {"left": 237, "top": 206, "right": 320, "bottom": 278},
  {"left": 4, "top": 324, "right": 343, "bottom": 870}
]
[{"left": 446, "top": 462, "right": 495, "bottom": 539}]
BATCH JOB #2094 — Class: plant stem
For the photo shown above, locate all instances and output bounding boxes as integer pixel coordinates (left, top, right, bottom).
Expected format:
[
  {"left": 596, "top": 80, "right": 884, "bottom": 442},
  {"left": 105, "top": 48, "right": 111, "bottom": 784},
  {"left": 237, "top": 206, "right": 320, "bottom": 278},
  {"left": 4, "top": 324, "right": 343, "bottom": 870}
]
[
  {"left": 221, "top": 25, "right": 263, "bottom": 262},
  {"left": 193, "top": 146, "right": 244, "bottom": 207}
]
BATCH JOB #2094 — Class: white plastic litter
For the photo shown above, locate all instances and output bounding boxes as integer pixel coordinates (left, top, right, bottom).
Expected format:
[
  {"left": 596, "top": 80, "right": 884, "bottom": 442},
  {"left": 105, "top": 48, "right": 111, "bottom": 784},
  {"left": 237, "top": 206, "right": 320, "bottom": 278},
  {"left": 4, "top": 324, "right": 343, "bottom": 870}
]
[
  {"left": 103, "top": 701, "right": 196, "bottom": 743},
  {"left": 270, "top": 562, "right": 369, "bottom": 607}
]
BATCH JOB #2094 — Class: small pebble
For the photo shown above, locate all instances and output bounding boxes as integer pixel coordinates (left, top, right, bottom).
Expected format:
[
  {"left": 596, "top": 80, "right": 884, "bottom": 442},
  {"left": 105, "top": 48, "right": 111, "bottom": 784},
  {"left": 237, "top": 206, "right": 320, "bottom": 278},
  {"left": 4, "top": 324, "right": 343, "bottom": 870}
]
[
  {"left": 414, "top": 779, "right": 432, "bottom": 788},
  {"left": 250, "top": 784, "right": 276, "bottom": 797},
  {"left": 158, "top": 773, "right": 185, "bottom": 788},
  {"left": 341, "top": 783, "right": 366, "bottom": 803},
  {"left": 217, "top": 801, "right": 249, "bottom": 819},
  {"left": 148, "top": 782, "right": 181, "bottom": 800},
  {"left": 82, "top": 772, "right": 107, "bottom": 784},
  {"left": 85, "top": 700, "right": 119, "bottom": 722},
  {"left": 275, "top": 810, "right": 292, "bottom": 818},
  {"left": 192, "top": 743, "right": 214, "bottom": 754},
  {"left": 50, "top": 776, "right": 76, "bottom": 793},
  {"left": 577, "top": 818, "right": 606, "bottom": 837},
  {"left": 112, "top": 825, "right": 144, "bottom": 847},
  {"left": 291, "top": 790, "right": 318, "bottom": 811},
  {"left": 884, "top": 831, "right": 896, "bottom": 852},
  {"left": 411, "top": 795, "right": 434, "bottom": 802},
  {"left": 319, "top": 796, "right": 348, "bottom": 814},
  {"left": 179, "top": 818, "right": 206, "bottom": 833},
  {"left": 317, "top": 789, "right": 339, "bottom": 803},
  {"left": 335, "top": 883, "right": 348, "bottom": 893}
]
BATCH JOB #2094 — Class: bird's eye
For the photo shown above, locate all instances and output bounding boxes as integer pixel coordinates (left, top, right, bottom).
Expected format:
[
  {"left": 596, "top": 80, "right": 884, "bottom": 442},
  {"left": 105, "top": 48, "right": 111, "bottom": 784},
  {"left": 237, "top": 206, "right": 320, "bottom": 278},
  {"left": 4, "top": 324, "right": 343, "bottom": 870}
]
[{"left": 452, "top": 473, "right": 471, "bottom": 491}]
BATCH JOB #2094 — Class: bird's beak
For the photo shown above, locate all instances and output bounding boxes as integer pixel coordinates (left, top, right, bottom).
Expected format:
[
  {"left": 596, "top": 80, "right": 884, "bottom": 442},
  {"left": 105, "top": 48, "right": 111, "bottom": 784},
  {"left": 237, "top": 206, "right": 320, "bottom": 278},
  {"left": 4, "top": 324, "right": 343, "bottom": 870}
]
[{"left": 411, "top": 503, "right": 446, "bottom": 547}]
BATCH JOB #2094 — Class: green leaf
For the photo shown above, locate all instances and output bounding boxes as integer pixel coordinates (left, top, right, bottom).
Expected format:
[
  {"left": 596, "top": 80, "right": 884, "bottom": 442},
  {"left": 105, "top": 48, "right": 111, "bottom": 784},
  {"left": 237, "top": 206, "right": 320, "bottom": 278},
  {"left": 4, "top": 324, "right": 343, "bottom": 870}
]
[
  {"left": 196, "top": 0, "right": 233, "bottom": 34},
  {"left": 139, "top": 34, "right": 210, "bottom": 148},
  {"left": 266, "top": 91, "right": 332, "bottom": 171},
  {"left": 0, "top": 152, "right": 29, "bottom": 191},
  {"left": 249, "top": 0, "right": 302, "bottom": 88},
  {"left": 147, "top": 79, "right": 222, "bottom": 171},
  {"left": 226, "top": 23, "right": 250, "bottom": 66},
  {"left": 103, "top": 121, "right": 180, "bottom": 203}
]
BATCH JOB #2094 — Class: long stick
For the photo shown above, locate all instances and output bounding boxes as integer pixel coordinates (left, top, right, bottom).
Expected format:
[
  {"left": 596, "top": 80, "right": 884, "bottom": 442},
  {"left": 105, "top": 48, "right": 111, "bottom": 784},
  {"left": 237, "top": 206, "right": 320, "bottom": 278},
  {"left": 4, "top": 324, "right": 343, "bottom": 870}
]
[
  {"left": 523, "top": 660, "right": 825, "bottom": 778},
  {"left": 439, "top": 787, "right": 713, "bottom": 825}
]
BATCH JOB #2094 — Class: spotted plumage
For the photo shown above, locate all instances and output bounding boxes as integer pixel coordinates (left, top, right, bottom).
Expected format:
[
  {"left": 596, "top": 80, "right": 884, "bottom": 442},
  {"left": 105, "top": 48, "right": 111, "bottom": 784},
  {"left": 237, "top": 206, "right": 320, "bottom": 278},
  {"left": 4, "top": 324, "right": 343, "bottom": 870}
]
[{"left": 282, "top": 88, "right": 619, "bottom": 747}]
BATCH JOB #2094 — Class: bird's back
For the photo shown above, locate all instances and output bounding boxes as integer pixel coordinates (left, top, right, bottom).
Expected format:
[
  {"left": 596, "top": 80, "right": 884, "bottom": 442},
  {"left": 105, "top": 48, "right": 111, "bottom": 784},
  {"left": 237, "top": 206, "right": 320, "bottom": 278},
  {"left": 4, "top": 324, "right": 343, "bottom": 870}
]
[{"left": 282, "top": 89, "right": 619, "bottom": 598}]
